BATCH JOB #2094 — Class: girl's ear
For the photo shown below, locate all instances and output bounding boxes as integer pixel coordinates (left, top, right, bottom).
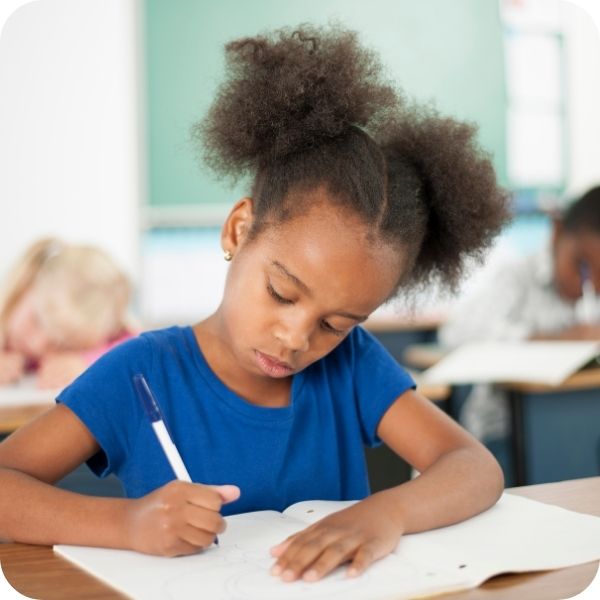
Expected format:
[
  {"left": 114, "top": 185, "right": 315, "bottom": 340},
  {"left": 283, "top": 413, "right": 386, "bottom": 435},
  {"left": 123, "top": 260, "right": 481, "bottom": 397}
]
[{"left": 221, "top": 198, "right": 255, "bottom": 256}]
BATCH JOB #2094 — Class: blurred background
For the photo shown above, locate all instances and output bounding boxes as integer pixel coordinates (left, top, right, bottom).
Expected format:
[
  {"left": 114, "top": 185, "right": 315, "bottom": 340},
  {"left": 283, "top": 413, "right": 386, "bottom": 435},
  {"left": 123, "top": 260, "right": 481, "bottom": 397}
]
[
  {"left": 1, "top": 0, "right": 600, "bottom": 495},
  {"left": 1, "top": 0, "right": 599, "bottom": 327}
]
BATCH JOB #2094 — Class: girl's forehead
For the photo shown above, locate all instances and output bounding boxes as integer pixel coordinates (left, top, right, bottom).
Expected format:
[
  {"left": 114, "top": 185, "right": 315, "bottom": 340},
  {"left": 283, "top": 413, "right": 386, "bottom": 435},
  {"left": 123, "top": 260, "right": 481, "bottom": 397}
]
[{"left": 255, "top": 206, "right": 404, "bottom": 306}]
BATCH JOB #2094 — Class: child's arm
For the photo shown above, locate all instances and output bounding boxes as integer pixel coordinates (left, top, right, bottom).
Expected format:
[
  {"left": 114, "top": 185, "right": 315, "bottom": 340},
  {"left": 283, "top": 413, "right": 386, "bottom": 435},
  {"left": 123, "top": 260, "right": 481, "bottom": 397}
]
[
  {"left": 530, "top": 323, "right": 600, "bottom": 340},
  {"left": 36, "top": 331, "right": 137, "bottom": 389},
  {"left": 36, "top": 353, "right": 87, "bottom": 389},
  {"left": 0, "top": 404, "right": 237, "bottom": 553},
  {"left": 270, "top": 389, "right": 503, "bottom": 582},
  {"left": 0, "top": 351, "right": 25, "bottom": 385}
]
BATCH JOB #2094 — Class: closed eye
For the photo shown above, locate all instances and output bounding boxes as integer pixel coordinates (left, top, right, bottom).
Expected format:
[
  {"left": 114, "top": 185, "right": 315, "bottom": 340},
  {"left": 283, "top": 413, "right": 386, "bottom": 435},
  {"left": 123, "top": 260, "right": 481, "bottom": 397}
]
[
  {"left": 267, "top": 283, "right": 293, "bottom": 305},
  {"left": 268, "top": 281, "right": 348, "bottom": 337},
  {"left": 320, "top": 320, "right": 345, "bottom": 336}
]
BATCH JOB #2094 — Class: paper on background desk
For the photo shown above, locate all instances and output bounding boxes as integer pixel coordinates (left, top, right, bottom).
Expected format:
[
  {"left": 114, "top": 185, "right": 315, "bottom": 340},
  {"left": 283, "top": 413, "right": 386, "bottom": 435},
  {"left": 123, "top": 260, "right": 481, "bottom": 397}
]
[
  {"left": 54, "top": 493, "right": 600, "bottom": 600},
  {"left": 0, "top": 375, "right": 58, "bottom": 407},
  {"left": 422, "top": 341, "right": 600, "bottom": 386}
]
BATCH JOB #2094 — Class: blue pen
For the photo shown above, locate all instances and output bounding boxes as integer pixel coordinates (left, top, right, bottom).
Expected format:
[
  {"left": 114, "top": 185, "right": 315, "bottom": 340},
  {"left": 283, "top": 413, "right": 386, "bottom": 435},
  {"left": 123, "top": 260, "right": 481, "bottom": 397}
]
[
  {"left": 133, "top": 373, "right": 219, "bottom": 544},
  {"left": 133, "top": 374, "right": 192, "bottom": 481}
]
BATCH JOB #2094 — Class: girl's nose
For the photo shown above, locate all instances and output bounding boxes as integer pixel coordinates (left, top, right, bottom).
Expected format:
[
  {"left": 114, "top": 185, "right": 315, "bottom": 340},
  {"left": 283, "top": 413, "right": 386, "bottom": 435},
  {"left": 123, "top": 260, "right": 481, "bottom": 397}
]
[{"left": 273, "top": 321, "right": 310, "bottom": 353}]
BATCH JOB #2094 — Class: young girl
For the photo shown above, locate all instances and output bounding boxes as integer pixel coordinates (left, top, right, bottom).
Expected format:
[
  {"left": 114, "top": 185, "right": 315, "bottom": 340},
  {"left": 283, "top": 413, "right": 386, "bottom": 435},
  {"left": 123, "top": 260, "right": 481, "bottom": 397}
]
[
  {"left": 0, "top": 238, "right": 135, "bottom": 389},
  {"left": 0, "top": 26, "right": 508, "bottom": 583}
]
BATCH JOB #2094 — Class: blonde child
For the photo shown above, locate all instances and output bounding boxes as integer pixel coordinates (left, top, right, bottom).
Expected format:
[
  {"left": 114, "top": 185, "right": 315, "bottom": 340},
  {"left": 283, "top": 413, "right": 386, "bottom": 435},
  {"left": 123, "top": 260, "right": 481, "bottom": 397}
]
[
  {"left": 0, "top": 238, "right": 135, "bottom": 389},
  {"left": 0, "top": 26, "right": 508, "bottom": 582}
]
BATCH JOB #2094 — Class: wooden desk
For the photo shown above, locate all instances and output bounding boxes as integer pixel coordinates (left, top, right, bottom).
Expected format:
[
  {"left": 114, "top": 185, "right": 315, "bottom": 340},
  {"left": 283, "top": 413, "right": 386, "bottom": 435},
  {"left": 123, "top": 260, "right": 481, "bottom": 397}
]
[
  {"left": 0, "top": 379, "right": 57, "bottom": 435},
  {"left": 1, "top": 477, "right": 598, "bottom": 600},
  {"left": 364, "top": 315, "right": 443, "bottom": 333},
  {"left": 0, "top": 403, "right": 53, "bottom": 435}
]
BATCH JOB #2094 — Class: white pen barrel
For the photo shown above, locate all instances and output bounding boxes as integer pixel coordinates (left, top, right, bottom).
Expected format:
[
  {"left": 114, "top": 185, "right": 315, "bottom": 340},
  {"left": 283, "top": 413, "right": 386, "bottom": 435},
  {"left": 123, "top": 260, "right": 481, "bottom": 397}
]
[
  {"left": 152, "top": 421, "right": 192, "bottom": 482},
  {"left": 581, "top": 280, "right": 596, "bottom": 324}
]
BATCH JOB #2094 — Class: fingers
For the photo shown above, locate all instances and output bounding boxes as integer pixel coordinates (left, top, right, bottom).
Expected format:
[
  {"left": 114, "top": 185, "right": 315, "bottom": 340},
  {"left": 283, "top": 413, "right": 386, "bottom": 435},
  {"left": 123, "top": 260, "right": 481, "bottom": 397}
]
[
  {"left": 270, "top": 536, "right": 294, "bottom": 557},
  {"left": 185, "top": 483, "right": 224, "bottom": 511},
  {"left": 271, "top": 529, "right": 368, "bottom": 582},
  {"left": 270, "top": 515, "right": 391, "bottom": 583},
  {"left": 346, "top": 543, "right": 380, "bottom": 577},
  {"left": 133, "top": 481, "right": 240, "bottom": 556},
  {"left": 183, "top": 502, "right": 226, "bottom": 537},
  {"left": 210, "top": 484, "right": 241, "bottom": 504},
  {"left": 176, "top": 522, "right": 221, "bottom": 553}
]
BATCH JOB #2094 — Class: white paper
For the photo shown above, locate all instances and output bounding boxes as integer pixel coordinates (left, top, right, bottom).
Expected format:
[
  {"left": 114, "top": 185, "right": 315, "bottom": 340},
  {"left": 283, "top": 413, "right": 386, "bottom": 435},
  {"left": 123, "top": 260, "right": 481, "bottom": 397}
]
[
  {"left": 0, "top": 375, "right": 58, "bottom": 407},
  {"left": 54, "top": 493, "right": 600, "bottom": 600},
  {"left": 422, "top": 341, "right": 600, "bottom": 386}
]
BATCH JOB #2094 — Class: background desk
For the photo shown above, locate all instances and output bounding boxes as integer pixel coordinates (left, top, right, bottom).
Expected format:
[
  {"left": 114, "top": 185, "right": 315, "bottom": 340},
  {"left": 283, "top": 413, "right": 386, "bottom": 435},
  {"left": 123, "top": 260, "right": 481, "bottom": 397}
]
[
  {"left": 504, "top": 367, "right": 600, "bottom": 486},
  {"left": 1, "top": 477, "right": 598, "bottom": 600},
  {"left": 403, "top": 343, "right": 600, "bottom": 487}
]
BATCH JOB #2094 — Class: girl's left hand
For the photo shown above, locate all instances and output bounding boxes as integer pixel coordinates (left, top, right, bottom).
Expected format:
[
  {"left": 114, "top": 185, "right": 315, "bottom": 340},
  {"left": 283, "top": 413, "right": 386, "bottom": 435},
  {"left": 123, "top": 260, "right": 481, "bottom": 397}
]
[
  {"left": 270, "top": 492, "right": 404, "bottom": 582},
  {"left": 37, "top": 353, "right": 87, "bottom": 389}
]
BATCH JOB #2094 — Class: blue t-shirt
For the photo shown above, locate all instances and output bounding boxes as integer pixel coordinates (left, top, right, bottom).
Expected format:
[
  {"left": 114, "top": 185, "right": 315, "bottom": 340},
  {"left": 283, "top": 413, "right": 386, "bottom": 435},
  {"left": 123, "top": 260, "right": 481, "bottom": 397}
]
[{"left": 57, "top": 326, "right": 414, "bottom": 515}]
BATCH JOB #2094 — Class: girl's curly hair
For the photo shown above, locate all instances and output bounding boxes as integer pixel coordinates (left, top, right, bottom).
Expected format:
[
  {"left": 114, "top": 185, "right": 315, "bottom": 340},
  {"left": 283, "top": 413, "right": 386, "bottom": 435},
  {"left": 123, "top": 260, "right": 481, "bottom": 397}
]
[{"left": 194, "top": 24, "right": 510, "bottom": 293}]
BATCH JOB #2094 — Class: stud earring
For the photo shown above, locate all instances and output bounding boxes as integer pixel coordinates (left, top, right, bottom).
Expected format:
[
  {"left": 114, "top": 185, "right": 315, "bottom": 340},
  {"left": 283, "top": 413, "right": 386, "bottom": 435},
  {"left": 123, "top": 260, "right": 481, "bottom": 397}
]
[{"left": 223, "top": 250, "right": 233, "bottom": 262}]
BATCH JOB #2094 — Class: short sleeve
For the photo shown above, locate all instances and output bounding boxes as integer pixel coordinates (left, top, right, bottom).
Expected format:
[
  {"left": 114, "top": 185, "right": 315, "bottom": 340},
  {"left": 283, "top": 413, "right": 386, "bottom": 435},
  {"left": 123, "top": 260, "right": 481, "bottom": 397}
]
[
  {"left": 56, "top": 335, "right": 151, "bottom": 478},
  {"left": 350, "top": 327, "right": 415, "bottom": 447}
]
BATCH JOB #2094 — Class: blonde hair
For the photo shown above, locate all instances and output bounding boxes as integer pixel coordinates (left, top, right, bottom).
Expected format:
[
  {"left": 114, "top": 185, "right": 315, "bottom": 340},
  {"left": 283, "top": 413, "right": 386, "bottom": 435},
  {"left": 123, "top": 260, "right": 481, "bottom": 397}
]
[{"left": 0, "top": 238, "right": 132, "bottom": 350}]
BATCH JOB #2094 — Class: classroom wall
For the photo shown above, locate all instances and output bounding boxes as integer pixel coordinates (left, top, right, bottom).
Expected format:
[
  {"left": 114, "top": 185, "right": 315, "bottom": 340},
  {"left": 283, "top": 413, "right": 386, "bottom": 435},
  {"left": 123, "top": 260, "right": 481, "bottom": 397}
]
[
  {"left": 563, "top": 0, "right": 600, "bottom": 197},
  {"left": 1, "top": 1, "right": 599, "bottom": 323},
  {"left": 143, "top": 0, "right": 507, "bottom": 216},
  {"left": 0, "top": 0, "right": 142, "bottom": 282}
]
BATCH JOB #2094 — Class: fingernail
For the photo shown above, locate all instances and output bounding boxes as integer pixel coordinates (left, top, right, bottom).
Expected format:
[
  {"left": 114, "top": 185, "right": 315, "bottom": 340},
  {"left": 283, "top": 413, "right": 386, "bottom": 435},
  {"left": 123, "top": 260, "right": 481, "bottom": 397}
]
[
  {"left": 271, "top": 564, "right": 282, "bottom": 576},
  {"left": 282, "top": 569, "right": 295, "bottom": 581},
  {"left": 303, "top": 569, "right": 318, "bottom": 581},
  {"left": 347, "top": 567, "right": 359, "bottom": 577}
]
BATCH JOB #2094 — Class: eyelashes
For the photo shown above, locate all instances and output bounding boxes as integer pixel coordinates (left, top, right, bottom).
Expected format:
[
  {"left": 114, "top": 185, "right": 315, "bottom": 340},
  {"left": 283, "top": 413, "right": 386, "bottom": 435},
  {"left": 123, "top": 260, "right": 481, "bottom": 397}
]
[
  {"left": 267, "top": 282, "right": 293, "bottom": 305},
  {"left": 266, "top": 283, "right": 345, "bottom": 336}
]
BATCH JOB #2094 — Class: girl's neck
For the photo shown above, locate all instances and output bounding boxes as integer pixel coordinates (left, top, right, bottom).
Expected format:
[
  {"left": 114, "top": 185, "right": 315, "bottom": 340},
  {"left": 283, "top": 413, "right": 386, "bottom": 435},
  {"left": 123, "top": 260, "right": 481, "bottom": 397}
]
[{"left": 192, "top": 316, "right": 292, "bottom": 408}]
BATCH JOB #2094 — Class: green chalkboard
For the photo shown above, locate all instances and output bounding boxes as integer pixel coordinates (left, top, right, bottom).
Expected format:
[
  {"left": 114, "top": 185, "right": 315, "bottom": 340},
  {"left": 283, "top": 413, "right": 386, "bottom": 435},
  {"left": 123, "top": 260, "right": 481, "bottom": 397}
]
[{"left": 144, "top": 0, "right": 506, "bottom": 207}]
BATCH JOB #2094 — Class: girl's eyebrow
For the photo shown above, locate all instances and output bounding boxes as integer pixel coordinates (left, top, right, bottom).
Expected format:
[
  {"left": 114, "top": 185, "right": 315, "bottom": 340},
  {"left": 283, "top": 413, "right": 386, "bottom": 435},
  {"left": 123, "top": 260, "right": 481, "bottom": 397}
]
[{"left": 270, "top": 260, "right": 368, "bottom": 322}]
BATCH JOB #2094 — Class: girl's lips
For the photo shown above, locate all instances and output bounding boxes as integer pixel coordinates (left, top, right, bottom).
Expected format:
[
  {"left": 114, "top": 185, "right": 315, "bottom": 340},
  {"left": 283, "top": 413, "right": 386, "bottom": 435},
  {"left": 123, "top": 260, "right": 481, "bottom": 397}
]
[{"left": 254, "top": 350, "right": 293, "bottom": 378}]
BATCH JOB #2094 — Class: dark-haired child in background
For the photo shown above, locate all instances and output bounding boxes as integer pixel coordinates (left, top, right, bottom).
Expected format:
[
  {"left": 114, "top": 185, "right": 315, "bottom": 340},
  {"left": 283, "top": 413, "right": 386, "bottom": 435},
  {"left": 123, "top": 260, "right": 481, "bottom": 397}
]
[
  {"left": 0, "top": 26, "right": 508, "bottom": 582},
  {"left": 439, "top": 187, "right": 600, "bottom": 450}
]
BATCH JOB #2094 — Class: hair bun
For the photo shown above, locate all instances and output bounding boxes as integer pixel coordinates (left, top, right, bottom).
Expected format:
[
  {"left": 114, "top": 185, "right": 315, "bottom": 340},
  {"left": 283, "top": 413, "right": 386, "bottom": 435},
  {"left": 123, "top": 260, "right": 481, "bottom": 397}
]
[
  {"left": 197, "top": 24, "right": 398, "bottom": 179},
  {"left": 378, "top": 105, "right": 511, "bottom": 291}
]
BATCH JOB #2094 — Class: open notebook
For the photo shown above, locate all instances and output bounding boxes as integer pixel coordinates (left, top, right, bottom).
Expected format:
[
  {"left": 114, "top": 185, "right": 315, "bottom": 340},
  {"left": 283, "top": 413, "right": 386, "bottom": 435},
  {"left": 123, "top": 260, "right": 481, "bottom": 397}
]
[
  {"left": 422, "top": 340, "right": 600, "bottom": 386},
  {"left": 54, "top": 492, "right": 600, "bottom": 600}
]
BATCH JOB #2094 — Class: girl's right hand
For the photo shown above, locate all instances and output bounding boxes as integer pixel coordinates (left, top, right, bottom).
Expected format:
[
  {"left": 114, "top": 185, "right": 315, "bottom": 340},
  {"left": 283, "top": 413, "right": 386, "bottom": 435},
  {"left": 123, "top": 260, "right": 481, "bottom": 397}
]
[
  {"left": 124, "top": 480, "right": 240, "bottom": 556},
  {"left": 0, "top": 351, "right": 25, "bottom": 384}
]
